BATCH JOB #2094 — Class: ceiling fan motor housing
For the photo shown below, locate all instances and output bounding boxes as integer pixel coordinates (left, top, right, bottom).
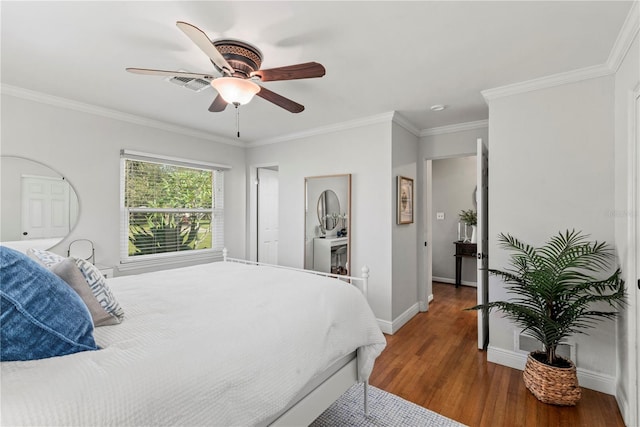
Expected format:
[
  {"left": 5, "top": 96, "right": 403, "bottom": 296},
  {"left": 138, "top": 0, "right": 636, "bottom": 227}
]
[{"left": 212, "top": 39, "right": 263, "bottom": 79}]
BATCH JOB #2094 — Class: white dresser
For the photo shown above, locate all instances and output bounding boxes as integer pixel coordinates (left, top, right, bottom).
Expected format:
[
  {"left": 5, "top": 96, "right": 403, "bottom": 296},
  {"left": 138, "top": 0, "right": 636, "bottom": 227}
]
[{"left": 313, "top": 237, "right": 348, "bottom": 274}]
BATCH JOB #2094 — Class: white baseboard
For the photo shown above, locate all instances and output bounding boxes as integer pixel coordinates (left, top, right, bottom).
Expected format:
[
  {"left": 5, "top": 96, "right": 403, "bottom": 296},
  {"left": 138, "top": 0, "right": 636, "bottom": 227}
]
[
  {"left": 377, "top": 302, "right": 420, "bottom": 335},
  {"left": 432, "top": 276, "right": 477, "bottom": 288},
  {"left": 615, "top": 387, "right": 630, "bottom": 427},
  {"left": 487, "top": 346, "right": 616, "bottom": 395}
]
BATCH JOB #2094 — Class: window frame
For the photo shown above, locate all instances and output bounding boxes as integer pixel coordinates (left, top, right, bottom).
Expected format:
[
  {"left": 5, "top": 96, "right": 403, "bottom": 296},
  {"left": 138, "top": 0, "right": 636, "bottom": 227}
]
[{"left": 119, "top": 150, "right": 230, "bottom": 267}]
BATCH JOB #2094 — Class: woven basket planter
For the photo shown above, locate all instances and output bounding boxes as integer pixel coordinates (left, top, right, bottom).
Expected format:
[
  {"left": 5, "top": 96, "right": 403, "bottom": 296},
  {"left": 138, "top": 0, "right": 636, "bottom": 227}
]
[{"left": 522, "top": 351, "right": 581, "bottom": 406}]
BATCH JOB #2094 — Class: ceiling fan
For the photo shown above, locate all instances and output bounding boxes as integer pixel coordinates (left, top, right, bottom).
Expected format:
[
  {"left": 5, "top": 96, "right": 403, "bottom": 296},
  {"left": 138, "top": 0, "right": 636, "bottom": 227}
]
[{"left": 126, "top": 21, "right": 326, "bottom": 114}]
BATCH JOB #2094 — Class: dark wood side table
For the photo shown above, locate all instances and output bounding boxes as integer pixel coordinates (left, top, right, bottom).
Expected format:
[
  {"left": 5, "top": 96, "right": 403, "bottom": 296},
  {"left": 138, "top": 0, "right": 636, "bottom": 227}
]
[{"left": 454, "top": 242, "right": 477, "bottom": 287}]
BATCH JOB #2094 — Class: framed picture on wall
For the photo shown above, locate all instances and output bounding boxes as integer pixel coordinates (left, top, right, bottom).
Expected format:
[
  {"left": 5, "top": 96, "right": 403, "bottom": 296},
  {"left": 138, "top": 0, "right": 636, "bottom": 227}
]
[{"left": 397, "top": 175, "right": 414, "bottom": 224}]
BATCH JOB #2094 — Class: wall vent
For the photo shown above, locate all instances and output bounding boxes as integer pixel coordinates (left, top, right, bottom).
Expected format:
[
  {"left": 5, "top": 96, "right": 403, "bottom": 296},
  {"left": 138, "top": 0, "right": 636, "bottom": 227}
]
[
  {"left": 165, "top": 73, "right": 211, "bottom": 92},
  {"left": 515, "top": 332, "right": 576, "bottom": 363}
]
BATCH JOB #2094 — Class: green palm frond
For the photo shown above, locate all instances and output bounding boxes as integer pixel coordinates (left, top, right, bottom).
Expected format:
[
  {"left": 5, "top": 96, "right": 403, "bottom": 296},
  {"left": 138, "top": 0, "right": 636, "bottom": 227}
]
[{"left": 467, "top": 230, "right": 625, "bottom": 366}]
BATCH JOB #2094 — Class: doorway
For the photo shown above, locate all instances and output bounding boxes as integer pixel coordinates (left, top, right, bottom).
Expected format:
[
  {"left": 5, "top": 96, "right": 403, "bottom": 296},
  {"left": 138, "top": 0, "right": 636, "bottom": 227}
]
[
  {"left": 423, "top": 138, "right": 489, "bottom": 350},
  {"left": 429, "top": 155, "right": 477, "bottom": 287},
  {"left": 257, "top": 167, "right": 279, "bottom": 264}
]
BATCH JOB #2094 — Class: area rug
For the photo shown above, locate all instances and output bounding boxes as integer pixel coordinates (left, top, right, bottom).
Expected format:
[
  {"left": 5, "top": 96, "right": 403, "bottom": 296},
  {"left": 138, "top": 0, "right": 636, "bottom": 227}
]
[{"left": 310, "top": 383, "right": 467, "bottom": 427}]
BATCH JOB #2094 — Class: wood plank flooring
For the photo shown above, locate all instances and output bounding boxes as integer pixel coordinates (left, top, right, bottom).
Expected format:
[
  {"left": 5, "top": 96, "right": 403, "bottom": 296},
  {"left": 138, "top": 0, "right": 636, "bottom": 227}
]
[{"left": 369, "top": 282, "right": 625, "bottom": 427}]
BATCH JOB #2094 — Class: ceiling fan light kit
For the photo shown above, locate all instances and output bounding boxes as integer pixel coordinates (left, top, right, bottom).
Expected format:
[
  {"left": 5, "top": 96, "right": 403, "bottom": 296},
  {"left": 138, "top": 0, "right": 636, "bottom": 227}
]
[
  {"left": 211, "top": 77, "right": 260, "bottom": 105},
  {"left": 126, "top": 21, "right": 326, "bottom": 137}
]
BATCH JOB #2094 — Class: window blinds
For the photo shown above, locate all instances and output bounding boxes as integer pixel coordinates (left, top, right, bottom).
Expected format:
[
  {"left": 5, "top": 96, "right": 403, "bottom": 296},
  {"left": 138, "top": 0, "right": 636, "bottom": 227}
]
[{"left": 119, "top": 151, "right": 227, "bottom": 264}]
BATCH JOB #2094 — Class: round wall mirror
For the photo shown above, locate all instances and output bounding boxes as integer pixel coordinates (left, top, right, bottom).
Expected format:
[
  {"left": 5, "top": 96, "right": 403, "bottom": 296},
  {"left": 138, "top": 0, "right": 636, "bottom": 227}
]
[
  {"left": 317, "top": 189, "right": 340, "bottom": 231},
  {"left": 1, "top": 156, "right": 79, "bottom": 252}
]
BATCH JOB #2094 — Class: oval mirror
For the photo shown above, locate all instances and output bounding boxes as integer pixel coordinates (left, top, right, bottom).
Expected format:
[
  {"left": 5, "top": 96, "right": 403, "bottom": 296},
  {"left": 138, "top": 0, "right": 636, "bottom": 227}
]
[
  {"left": 1, "top": 156, "right": 79, "bottom": 252},
  {"left": 317, "top": 189, "right": 340, "bottom": 232},
  {"left": 304, "top": 174, "right": 351, "bottom": 276}
]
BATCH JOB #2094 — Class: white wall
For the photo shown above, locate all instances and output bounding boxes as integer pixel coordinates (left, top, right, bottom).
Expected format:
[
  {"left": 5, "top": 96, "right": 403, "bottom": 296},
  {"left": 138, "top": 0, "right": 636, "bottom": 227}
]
[
  {"left": 391, "top": 121, "right": 419, "bottom": 320},
  {"left": 431, "top": 156, "right": 477, "bottom": 285},
  {"left": 613, "top": 29, "right": 639, "bottom": 425},
  {"left": 486, "top": 75, "right": 617, "bottom": 379},
  {"left": 246, "top": 121, "right": 394, "bottom": 323},
  {"left": 1, "top": 94, "right": 247, "bottom": 273}
]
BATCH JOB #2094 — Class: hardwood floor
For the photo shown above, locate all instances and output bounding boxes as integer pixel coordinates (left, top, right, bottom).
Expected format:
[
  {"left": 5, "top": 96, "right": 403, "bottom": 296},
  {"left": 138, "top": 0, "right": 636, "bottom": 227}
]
[{"left": 369, "top": 282, "right": 625, "bottom": 427}]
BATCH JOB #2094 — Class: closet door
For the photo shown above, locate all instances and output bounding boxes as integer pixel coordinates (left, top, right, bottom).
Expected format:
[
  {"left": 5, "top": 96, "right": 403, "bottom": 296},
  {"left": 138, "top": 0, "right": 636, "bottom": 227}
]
[{"left": 257, "top": 168, "right": 279, "bottom": 264}]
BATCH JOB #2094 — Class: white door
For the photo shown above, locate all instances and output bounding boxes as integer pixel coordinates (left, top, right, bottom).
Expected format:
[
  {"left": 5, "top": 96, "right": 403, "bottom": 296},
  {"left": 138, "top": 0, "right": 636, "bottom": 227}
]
[
  {"left": 476, "top": 138, "right": 489, "bottom": 350},
  {"left": 633, "top": 92, "right": 640, "bottom": 427},
  {"left": 21, "top": 176, "right": 70, "bottom": 240},
  {"left": 257, "top": 168, "right": 279, "bottom": 264}
]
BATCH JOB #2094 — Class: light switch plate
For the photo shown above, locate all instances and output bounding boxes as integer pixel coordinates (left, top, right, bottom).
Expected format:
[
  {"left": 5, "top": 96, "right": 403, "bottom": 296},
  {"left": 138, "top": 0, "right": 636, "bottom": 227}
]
[{"left": 436, "top": 212, "right": 445, "bottom": 220}]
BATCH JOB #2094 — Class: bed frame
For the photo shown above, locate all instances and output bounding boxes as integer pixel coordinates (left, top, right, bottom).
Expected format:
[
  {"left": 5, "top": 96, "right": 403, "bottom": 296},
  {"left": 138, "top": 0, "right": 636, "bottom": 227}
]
[{"left": 222, "top": 249, "right": 371, "bottom": 426}]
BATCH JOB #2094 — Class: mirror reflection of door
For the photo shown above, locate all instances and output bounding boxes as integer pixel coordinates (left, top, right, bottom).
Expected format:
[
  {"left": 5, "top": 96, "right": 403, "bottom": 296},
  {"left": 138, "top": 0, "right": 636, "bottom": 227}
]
[
  {"left": 1, "top": 156, "right": 79, "bottom": 252},
  {"left": 304, "top": 174, "right": 351, "bottom": 275},
  {"left": 21, "top": 175, "right": 71, "bottom": 240},
  {"left": 257, "top": 167, "right": 279, "bottom": 264}
]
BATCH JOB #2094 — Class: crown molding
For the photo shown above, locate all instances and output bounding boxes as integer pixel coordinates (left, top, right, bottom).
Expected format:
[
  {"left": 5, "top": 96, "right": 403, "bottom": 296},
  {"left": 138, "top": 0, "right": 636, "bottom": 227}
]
[
  {"left": 0, "top": 84, "right": 244, "bottom": 147},
  {"left": 248, "top": 111, "right": 396, "bottom": 147},
  {"left": 420, "top": 119, "right": 488, "bottom": 137},
  {"left": 481, "top": 63, "right": 613, "bottom": 102},
  {"left": 482, "top": 2, "right": 639, "bottom": 102},
  {"left": 606, "top": 1, "right": 639, "bottom": 73},
  {"left": 391, "top": 112, "right": 421, "bottom": 137}
]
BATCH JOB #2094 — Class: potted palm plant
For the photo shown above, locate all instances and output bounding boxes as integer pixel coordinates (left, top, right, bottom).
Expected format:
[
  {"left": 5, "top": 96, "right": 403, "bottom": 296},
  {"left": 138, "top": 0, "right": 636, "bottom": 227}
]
[{"left": 469, "top": 230, "right": 625, "bottom": 406}]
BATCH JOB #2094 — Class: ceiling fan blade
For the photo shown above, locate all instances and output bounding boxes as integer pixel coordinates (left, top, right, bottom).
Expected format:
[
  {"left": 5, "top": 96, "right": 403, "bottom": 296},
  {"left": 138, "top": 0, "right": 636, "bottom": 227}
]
[
  {"left": 251, "top": 62, "right": 325, "bottom": 82},
  {"left": 208, "top": 94, "right": 228, "bottom": 112},
  {"left": 176, "top": 21, "right": 233, "bottom": 76},
  {"left": 126, "top": 68, "right": 215, "bottom": 80},
  {"left": 256, "top": 86, "right": 304, "bottom": 113}
]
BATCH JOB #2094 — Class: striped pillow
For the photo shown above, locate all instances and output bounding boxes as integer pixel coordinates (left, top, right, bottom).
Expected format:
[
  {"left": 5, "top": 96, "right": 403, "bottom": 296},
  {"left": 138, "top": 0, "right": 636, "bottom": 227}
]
[{"left": 72, "top": 258, "right": 125, "bottom": 324}]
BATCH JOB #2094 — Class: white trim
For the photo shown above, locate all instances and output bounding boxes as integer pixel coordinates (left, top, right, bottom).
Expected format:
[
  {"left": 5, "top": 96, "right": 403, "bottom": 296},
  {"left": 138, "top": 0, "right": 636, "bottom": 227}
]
[
  {"left": 0, "top": 84, "right": 243, "bottom": 147},
  {"left": 621, "top": 85, "right": 640, "bottom": 427},
  {"left": 121, "top": 149, "right": 231, "bottom": 171},
  {"left": 420, "top": 120, "right": 488, "bottom": 137},
  {"left": 377, "top": 302, "right": 420, "bottom": 335},
  {"left": 487, "top": 346, "right": 616, "bottom": 396},
  {"left": 392, "top": 112, "right": 421, "bottom": 136},
  {"left": 419, "top": 295, "right": 432, "bottom": 312},
  {"left": 248, "top": 112, "right": 395, "bottom": 147},
  {"left": 481, "top": 64, "right": 613, "bottom": 102},
  {"left": 482, "top": 3, "right": 639, "bottom": 103},
  {"left": 606, "top": 1, "right": 640, "bottom": 73},
  {"left": 617, "top": 394, "right": 631, "bottom": 427},
  {"left": 432, "top": 276, "right": 478, "bottom": 288}
]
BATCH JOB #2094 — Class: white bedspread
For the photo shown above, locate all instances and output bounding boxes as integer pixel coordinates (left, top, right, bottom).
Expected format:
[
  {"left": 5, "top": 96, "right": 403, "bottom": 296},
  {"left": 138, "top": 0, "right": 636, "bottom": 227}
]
[{"left": 1, "top": 261, "right": 386, "bottom": 426}]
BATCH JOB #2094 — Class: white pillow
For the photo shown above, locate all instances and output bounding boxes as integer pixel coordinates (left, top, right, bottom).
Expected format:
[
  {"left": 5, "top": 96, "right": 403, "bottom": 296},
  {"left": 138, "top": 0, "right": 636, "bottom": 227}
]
[{"left": 26, "top": 248, "right": 65, "bottom": 268}]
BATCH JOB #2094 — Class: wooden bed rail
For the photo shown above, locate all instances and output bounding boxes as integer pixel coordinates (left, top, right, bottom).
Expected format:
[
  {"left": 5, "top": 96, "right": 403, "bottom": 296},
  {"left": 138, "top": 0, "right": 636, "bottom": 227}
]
[{"left": 222, "top": 248, "right": 369, "bottom": 298}]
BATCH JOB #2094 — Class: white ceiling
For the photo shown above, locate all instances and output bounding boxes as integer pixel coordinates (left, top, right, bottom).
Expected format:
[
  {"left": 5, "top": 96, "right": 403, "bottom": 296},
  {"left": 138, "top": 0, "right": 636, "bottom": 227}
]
[{"left": 1, "top": 1, "right": 633, "bottom": 144}]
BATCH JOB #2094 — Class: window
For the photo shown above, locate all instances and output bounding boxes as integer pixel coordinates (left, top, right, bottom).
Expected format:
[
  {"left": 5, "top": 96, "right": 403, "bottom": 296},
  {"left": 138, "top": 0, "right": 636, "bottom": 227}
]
[{"left": 120, "top": 150, "right": 228, "bottom": 264}]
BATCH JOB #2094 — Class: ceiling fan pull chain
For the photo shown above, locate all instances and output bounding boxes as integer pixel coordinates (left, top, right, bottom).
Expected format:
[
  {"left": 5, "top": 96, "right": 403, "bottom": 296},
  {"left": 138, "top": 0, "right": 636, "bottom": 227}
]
[{"left": 235, "top": 103, "right": 240, "bottom": 138}]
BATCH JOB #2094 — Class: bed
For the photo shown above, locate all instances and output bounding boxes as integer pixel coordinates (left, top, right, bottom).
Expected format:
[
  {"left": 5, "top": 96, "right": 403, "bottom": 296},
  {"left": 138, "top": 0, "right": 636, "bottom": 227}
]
[{"left": 0, "top": 248, "right": 386, "bottom": 426}]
